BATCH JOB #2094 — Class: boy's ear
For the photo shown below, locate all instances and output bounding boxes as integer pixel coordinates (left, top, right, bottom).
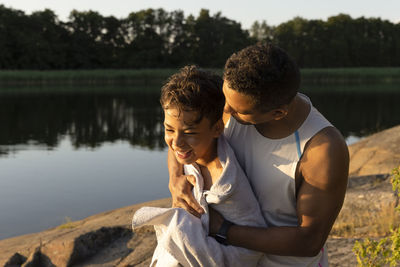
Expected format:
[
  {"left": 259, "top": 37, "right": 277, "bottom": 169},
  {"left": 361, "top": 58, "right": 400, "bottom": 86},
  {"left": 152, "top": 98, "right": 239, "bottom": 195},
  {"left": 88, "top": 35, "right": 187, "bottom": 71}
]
[{"left": 213, "top": 119, "right": 224, "bottom": 137}]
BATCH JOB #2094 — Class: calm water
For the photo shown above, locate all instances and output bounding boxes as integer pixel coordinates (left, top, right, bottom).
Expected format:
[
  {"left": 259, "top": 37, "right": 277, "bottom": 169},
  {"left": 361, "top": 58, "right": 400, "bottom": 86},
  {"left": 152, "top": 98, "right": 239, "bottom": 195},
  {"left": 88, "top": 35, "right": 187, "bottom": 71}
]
[{"left": 1, "top": 85, "right": 400, "bottom": 240}]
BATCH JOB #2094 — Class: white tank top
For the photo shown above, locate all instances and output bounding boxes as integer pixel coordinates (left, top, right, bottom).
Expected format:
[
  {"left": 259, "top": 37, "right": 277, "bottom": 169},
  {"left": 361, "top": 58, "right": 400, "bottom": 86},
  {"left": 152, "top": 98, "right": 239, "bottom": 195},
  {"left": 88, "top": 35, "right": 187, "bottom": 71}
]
[{"left": 224, "top": 93, "right": 332, "bottom": 267}]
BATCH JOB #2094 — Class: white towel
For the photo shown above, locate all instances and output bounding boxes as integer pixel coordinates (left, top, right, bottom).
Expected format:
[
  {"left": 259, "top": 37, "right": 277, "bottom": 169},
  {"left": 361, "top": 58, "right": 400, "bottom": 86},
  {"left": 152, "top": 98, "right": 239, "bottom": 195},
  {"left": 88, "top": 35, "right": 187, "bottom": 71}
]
[{"left": 132, "top": 135, "right": 267, "bottom": 267}]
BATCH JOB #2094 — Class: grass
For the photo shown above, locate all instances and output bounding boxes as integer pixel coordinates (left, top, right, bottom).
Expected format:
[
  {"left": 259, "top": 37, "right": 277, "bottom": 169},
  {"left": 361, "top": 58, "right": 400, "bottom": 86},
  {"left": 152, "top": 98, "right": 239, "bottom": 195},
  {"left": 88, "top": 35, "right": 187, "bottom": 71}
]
[
  {"left": 0, "top": 68, "right": 399, "bottom": 93},
  {"left": 0, "top": 69, "right": 179, "bottom": 86},
  {"left": 0, "top": 84, "right": 162, "bottom": 94},
  {"left": 301, "top": 67, "right": 400, "bottom": 84},
  {"left": 332, "top": 167, "right": 400, "bottom": 239},
  {"left": 58, "top": 216, "right": 77, "bottom": 229},
  {"left": 301, "top": 82, "right": 400, "bottom": 93},
  {"left": 0, "top": 67, "right": 399, "bottom": 83},
  {"left": 331, "top": 201, "right": 400, "bottom": 238}
]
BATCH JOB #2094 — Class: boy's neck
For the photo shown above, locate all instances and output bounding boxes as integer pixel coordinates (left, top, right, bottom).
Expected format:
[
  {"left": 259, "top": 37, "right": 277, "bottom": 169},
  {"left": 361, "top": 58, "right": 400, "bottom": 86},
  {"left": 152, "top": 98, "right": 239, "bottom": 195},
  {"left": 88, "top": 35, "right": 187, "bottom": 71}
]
[
  {"left": 195, "top": 138, "right": 223, "bottom": 191},
  {"left": 195, "top": 138, "right": 219, "bottom": 167}
]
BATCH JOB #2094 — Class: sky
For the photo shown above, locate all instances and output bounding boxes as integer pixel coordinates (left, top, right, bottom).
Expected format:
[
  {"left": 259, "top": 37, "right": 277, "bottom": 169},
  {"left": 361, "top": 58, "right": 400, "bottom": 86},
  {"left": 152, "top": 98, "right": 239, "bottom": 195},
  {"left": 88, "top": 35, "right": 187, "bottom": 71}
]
[{"left": 1, "top": 0, "right": 399, "bottom": 29}]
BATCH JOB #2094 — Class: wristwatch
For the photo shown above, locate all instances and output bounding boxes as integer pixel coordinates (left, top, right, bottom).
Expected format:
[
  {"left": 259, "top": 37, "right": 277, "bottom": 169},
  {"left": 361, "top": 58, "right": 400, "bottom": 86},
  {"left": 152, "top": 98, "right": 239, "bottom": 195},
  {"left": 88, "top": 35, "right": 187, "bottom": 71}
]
[{"left": 214, "top": 219, "right": 234, "bottom": 245}]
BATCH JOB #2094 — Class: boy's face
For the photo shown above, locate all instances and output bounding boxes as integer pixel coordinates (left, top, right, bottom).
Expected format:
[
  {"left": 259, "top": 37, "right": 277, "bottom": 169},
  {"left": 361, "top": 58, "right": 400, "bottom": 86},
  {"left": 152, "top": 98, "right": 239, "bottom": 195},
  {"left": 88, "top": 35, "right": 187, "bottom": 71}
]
[{"left": 164, "top": 108, "right": 222, "bottom": 165}]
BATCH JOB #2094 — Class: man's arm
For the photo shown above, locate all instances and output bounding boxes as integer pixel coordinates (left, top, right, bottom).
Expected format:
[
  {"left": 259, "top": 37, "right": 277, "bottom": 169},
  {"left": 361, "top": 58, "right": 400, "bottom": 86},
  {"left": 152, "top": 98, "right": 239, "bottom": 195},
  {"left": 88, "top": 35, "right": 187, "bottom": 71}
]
[
  {"left": 167, "top": 148, "right": 204, "bottom": 217},
  {"left": 210, "top": 127, "right": 349, "bottom": 256}
]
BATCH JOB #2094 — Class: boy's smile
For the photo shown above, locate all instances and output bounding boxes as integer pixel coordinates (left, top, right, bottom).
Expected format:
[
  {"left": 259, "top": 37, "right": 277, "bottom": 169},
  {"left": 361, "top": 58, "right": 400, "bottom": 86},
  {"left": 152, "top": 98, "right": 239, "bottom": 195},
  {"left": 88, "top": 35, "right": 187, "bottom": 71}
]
[{"left": 164, "top": 108, "right": 222, "bottom": 166}]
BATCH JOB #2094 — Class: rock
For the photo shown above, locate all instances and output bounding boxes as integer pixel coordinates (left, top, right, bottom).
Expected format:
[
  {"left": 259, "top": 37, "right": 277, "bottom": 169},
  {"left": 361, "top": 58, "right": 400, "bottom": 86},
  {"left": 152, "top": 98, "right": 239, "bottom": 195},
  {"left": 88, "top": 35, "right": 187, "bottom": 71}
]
[
  {"left": 22, "top": 246, "right": 56, "bottom": 267},
  {"left": 21, "top": 247, "right": 42, "bottom": 267},
  {"left": 39, "top": 226, "right": 132, "bottom": 267},
  {"left": 326, "top": 238, "right": 360, "bottom": 267},
  {"left": 0, "top": 198, "right": 170, "bottom": 267},
  {"left": 348, "top": 125, "right": 400, "bottom": 177},
  {"left": 4, "top": 253, "right": 27, "bottom": 267}
]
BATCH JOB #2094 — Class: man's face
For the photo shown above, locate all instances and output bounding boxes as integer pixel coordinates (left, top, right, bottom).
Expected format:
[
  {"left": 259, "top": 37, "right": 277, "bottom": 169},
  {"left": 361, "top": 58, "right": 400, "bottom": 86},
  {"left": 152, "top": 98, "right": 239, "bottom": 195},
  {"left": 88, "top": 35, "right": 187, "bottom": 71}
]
[{"left": 222, "top": 81, "right": 274, "bottom": 125}]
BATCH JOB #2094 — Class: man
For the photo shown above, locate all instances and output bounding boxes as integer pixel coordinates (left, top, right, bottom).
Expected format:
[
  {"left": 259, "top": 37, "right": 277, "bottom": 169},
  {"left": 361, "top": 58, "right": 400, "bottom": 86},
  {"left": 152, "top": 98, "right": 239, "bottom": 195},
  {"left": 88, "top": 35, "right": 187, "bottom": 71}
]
[{"left": 168, "top": 43, "right": 349, "bottom": 266}]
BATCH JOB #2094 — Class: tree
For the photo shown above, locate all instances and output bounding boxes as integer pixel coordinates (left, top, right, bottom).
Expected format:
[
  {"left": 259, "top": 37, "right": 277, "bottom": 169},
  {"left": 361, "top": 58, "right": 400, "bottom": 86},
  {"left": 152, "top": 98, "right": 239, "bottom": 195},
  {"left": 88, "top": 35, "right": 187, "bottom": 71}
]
[
  {"left": 122, "top": 9, "right": 168, "bottom": 68},
  {"left": 66, "top": 10, "right": 109, "bottom": 68},
  {"left": 165, "top": 10, "right": 193, "bottom": 66},
  {"left": 250, "top": 20, "right": 274, "bottom": 42},
  {"left": 274, "top": 17, "right": 310, "bottom": 67},
  {"left": 190, "top": 9, "right": 251, "bottom": 67},
  {"left": 1, "top": 5, "right": 399, "bottom": 69},
  {"left": 28, "top": 9, "right": 69, "bottom": 69}
]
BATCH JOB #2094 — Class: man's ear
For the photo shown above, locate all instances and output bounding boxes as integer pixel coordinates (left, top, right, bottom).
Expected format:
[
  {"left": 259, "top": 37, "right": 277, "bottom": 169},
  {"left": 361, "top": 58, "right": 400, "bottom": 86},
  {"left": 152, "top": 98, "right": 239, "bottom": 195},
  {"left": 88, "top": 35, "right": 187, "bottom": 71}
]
[
  {"left": 213, "top": 119, "right": 225, "bottom": 137},
  {"left": 270, "top": 105, "right": 289, "bottom": 120}
]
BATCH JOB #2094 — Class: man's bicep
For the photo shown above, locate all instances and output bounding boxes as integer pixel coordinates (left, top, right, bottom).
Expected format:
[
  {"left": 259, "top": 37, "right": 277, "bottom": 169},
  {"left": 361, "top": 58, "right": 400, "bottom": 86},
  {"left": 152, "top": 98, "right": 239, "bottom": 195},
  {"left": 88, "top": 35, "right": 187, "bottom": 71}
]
[
  {"left": 296, "top": 128, "right": 349, "bottom": 246},
  {"left": 296, "top": 175, "right": 346, "bottom": 237}
]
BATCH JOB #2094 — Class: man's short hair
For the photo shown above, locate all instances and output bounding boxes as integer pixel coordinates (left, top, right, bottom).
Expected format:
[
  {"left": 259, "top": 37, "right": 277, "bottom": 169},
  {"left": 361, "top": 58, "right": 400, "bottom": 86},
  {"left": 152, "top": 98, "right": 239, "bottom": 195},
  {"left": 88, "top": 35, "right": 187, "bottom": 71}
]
[
  {"left": 223, "top": 43, "right": 300, "bottom": 111},
  {"left": 160, "top": 65, "right": 224, "bottom": 126}
]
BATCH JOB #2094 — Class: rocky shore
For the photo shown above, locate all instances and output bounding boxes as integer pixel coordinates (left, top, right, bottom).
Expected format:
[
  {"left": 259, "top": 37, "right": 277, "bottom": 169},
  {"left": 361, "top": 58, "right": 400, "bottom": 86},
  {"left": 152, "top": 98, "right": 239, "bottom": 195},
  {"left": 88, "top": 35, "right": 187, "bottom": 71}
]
[{"left": 1, "top": 125, "right": 400, "bottom": 267}]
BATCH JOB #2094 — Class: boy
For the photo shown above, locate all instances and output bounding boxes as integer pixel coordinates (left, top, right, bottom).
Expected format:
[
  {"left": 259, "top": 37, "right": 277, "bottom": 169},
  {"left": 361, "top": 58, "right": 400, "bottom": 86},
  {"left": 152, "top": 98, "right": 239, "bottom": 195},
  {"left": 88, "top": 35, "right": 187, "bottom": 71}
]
[{"left": 132, "top": 66, "right": 266, "bottom": 267}]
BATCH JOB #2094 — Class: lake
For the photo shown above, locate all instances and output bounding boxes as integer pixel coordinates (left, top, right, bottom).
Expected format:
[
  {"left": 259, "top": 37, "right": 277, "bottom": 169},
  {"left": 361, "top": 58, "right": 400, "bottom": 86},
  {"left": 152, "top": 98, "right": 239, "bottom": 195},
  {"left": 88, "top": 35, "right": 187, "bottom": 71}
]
[{"left": 1, "top": 84, "right": 400, "bottom": 240}]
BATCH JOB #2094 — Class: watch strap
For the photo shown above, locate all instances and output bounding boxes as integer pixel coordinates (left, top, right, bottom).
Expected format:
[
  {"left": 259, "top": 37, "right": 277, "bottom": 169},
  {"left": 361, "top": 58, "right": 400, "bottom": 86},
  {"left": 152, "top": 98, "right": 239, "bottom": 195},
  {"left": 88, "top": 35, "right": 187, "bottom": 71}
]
[{"left": 215, "top": 219, "right": 234, "bottom": 245}]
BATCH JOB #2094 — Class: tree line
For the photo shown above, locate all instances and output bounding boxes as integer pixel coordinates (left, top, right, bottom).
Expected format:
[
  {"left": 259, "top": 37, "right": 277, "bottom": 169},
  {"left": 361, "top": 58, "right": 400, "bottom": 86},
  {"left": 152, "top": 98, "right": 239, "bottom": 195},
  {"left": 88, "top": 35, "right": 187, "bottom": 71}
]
[
  {"left": 251, "top": 15, "right": 400, "bottom": 67},
  {"left": 0, "top": 5, "right": 399, "bottom": 69}
]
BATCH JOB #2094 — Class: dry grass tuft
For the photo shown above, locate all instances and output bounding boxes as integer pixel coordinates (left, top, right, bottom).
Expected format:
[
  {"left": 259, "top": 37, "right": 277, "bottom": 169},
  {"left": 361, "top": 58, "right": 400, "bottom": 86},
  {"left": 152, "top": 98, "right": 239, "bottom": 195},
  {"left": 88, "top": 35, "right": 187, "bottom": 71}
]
[
  {"left": 58, "top": 216, "right": 77, "bottom": 229},
  {"left": 331, "top": 201, "right": 400, "bottom": 238}
]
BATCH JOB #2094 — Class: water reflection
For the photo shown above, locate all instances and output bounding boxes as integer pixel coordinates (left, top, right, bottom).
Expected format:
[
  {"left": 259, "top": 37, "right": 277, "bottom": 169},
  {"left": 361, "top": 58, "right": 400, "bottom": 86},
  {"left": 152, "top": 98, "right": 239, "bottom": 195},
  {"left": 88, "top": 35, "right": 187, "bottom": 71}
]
[
  {"left": 308, "top": 90, "right": 400, "bottom": 137},
  {"left": 0, "top": 87, "right": 399, "bottom": 155},
  {"left": 0, "top": 91, "right": 165, "bottom": 155}
]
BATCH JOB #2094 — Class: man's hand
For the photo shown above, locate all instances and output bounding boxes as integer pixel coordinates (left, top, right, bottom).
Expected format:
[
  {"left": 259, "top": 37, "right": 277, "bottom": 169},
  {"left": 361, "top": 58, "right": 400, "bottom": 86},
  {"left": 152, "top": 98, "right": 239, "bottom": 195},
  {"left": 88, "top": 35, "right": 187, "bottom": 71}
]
[
  {"left": 208, "top": 206, "right": 224, "bottom": 235},
  {"left": 169, "top": 173, "right": 204, "bottom": 217}
]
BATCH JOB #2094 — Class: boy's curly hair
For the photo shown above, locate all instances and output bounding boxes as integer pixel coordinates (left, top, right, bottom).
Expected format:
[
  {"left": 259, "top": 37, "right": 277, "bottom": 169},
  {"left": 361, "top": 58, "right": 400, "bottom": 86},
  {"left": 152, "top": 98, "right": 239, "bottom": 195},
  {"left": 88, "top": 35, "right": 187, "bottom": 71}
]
[
  {"left": 160, "top": 65, "right": 224, "bottom": 126},
  {"left": 223, "top": 43, "right": 300, "bottom": 111}
]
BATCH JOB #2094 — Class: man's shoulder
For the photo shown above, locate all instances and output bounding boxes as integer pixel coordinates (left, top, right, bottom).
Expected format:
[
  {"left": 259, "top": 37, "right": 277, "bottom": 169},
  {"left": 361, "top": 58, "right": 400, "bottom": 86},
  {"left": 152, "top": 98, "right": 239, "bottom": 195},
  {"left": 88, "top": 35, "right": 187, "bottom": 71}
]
[
  {"left": 302, "top": 126, "right": 348, "bottom": 162},
  {"left": 300, "top": 126, "right": 349, "bottom": 186},
  {"left": 307, "top": 126, "right": 346, "bottom": 148}
]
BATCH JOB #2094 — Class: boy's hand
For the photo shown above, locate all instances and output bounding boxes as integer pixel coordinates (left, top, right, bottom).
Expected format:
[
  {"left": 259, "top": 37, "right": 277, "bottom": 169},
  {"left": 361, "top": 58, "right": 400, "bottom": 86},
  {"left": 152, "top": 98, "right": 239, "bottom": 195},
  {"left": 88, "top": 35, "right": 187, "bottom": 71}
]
[{"left": 169, "top": 174, "right": 204, "bottom": 218}]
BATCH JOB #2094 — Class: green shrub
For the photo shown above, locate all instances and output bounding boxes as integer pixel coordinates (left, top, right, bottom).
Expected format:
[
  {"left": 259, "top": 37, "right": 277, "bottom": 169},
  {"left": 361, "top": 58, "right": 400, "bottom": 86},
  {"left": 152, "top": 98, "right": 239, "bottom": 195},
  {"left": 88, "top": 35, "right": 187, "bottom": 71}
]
[{"left": 353, "top": 166, "right": 400, "bottom": 266}]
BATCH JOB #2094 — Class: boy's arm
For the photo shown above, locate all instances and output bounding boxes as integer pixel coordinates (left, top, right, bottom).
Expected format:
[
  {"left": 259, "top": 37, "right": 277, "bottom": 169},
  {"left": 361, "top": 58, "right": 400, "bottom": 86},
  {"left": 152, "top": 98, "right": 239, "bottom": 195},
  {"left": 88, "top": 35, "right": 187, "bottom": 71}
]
[
  {"left": 168, "top": 148, "right": 204, "bottom": 217},
  {"left": 210, "top": 127, "right": 349, "bottom": 256}
]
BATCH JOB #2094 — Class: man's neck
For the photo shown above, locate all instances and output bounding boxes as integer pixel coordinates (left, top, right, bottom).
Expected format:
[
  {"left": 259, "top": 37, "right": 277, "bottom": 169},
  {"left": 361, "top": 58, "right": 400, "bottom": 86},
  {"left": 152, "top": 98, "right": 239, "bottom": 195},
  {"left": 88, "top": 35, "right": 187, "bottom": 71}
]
[{"left": 255, "top": 95, "right": 311, "bottom": 139}]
